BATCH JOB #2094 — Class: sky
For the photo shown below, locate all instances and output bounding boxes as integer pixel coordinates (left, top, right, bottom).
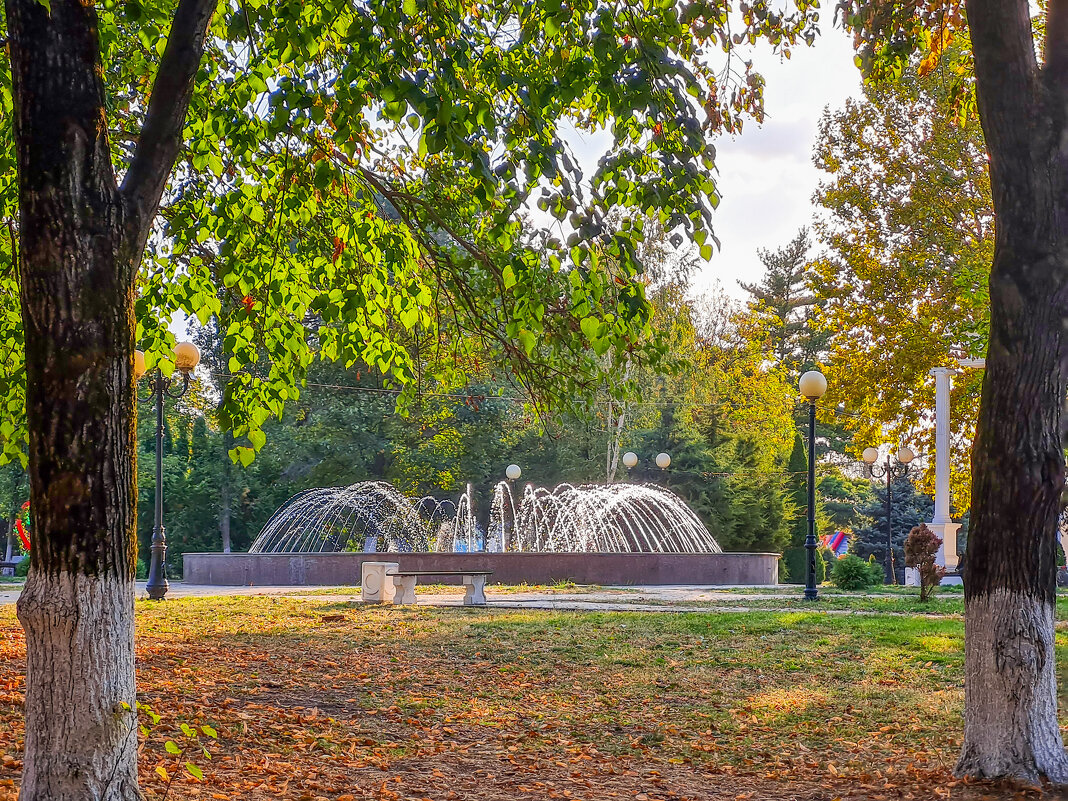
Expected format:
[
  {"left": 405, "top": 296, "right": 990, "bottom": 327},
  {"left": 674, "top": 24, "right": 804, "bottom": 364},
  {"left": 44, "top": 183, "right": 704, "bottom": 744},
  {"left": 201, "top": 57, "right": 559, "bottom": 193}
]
[
  {"left": 557, "top": 25, "right": 864, "bottom": 302},
  {"left": 692, "top": 25, "right": 863, "bottom": 299}
]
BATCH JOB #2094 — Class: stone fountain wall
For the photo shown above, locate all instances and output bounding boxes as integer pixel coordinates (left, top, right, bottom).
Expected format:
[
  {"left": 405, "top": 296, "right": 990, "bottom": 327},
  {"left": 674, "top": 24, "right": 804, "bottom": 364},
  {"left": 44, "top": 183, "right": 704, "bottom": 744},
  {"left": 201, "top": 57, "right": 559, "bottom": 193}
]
[{"left": 182, "top": 551, "right": 779, "bottom": 586}]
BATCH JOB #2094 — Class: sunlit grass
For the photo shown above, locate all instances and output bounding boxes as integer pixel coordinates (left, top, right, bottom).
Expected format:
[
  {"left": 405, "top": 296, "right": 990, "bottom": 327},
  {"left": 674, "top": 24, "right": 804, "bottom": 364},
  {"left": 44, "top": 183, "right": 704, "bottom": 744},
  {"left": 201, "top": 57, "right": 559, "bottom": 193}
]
[{"left": 1, "top": 591, "right": 1063, "bottom": 799}]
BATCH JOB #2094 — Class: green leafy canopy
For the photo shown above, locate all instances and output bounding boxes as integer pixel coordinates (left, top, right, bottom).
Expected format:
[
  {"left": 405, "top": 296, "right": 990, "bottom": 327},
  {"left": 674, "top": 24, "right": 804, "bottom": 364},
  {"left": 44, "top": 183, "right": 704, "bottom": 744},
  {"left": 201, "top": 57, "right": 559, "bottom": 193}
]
[{"left": 0, "top": 0, "right": 821, "bottom": 464}]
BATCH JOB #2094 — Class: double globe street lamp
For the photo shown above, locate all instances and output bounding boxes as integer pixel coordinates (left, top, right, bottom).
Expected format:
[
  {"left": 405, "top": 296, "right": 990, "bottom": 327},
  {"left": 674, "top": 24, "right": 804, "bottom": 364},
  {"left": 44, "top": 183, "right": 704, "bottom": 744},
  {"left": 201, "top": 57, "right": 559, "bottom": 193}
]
[
  {"left": 135, "top": 342, "right": 201, "bottom": 600},
  {"left": 862, "top": 445, "right": 915, "bottom": 585},
  {"left": 621, "top": 451, "right": 672, "bottom": 470},
  {"left": 799, "top": 370, "right": 828, "bottom": 601}
]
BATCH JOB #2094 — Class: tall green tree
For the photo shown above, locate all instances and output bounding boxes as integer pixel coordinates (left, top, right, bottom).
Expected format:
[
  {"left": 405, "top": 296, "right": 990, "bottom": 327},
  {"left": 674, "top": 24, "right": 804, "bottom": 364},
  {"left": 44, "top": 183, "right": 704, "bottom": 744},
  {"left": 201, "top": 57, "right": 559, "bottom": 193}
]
[
  {"left": 739, "top": 228, "right": 826, "bottom": 373},
  {"left": 811, "top": 63, "right": 990, "bottom": 512},
  {"left": 0, "top": 1, "right": 823, "bottom": 794}
]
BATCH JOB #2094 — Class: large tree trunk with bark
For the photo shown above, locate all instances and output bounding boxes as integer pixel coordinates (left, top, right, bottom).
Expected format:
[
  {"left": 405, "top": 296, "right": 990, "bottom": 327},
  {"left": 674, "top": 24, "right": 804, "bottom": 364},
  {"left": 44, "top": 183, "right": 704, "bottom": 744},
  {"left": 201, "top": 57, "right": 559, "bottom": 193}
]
[
  {"left": 956, "top": 0, "right": 1068, "bottom": 784},
  {"left": 6, "top": 0, "right": 214, "bottom": 795},
  {"left": 8, "top": 0, "right": 141, "bottom": 795}
]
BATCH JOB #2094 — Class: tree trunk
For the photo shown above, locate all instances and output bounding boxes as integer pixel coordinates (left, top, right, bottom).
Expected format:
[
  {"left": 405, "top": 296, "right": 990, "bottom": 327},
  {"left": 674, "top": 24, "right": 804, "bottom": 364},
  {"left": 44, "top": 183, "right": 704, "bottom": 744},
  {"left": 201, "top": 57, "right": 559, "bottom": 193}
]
[
  {"left": 958, "top": 246, "right": 1068, "bottom": 781},
  {"left": 7, "top": 0, "right": 140, "bottom": 795},
  {"left": 956, "top": 0, "right": 1068, "bottom": 782},
  {"left": 221, "top": 429, "right": 232, "bottom": 554},
  {"left": 5, "top": 0, "right": 214, "bottom": 794}
]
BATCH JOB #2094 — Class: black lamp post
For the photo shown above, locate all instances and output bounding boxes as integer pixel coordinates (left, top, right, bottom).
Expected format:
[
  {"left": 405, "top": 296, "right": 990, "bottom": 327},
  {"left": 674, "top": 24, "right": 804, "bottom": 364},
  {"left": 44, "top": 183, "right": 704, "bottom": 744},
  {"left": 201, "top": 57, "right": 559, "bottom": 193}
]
[
  {"left": 862, "top": 445, "right": 915, "bottom": 585},
  {"left": 502, "top": 464, "right": 522, "bottom": 552},
  {"left": 798, "top": 370, "right": 828, "bottom": 601},
  {"left": 136, "top": 342, "right": 201, "bottom": 600}
]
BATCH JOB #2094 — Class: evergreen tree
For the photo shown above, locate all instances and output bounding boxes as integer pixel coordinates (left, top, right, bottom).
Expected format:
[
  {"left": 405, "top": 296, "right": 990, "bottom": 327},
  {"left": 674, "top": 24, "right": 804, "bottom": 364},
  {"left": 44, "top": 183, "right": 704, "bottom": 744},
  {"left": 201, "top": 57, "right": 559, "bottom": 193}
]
[
  {"left": 851, "top": 475, "right": 934, "bottom": 584},
  {"left": 739, "top": 228, "right": 827, "bottom": 373},
  {"left": 786, "top": 432, "right": 808, "bottom": 547}
]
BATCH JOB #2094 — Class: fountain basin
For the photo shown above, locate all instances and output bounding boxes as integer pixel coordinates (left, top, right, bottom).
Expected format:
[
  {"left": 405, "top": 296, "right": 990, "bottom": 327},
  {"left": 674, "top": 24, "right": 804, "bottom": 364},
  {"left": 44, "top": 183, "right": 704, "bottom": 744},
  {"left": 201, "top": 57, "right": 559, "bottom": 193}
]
[{"left": 182, "top": 551, "right": 779, "bottom": 586}]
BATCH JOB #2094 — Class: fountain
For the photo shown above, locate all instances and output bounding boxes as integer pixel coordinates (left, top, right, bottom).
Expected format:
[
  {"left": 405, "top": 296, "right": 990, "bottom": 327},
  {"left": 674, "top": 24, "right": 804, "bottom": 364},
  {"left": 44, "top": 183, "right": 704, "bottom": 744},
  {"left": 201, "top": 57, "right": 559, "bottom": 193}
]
[
  {"left": 248, "top": 481, "right": 465, "bottom": 554},
  {"left": 248, "top": 481, "right": 722, "bottom": 555},
  {"left": 186, "top": 480, "right": 776, "bottom": 586}
]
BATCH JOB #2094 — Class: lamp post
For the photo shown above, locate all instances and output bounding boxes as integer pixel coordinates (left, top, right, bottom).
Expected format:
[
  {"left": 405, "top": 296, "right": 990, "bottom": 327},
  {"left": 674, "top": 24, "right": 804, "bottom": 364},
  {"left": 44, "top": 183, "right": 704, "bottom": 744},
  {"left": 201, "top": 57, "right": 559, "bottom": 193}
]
[
  {"left": 799, "top": 370, "right": 828, "bottom": 601},
  {"left": 862, "top": 445, "right": 915, "bottom": 585},
  {"left": 136, "top": 342, "right": 201, "bottom": 600},
  {"left": 502, "top": 464, "right": 521, "bottom": 551}
]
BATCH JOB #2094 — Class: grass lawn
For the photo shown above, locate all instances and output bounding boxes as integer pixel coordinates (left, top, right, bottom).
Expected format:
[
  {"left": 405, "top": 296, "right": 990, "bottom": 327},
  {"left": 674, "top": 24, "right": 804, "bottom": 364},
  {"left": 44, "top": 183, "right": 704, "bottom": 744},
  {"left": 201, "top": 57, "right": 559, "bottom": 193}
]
[{"left": 0, "top": 591, "right": 1063, "bottom": 800}]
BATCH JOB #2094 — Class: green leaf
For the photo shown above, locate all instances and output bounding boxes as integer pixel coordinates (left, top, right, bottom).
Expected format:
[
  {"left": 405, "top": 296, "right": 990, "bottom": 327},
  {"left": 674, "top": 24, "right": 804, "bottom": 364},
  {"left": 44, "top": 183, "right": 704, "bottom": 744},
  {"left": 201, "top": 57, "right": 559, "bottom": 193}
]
[
  {"left": 200, "top": 725, "right": 218, "bottom": 739},
  {"left": 502, "top": 264, "right": 517, "bottom": 289},
  {"left": 517, "top": 330, "right": 536, "bottom": 357},
  {"left": 165, "top": 740, "right": 182, "bottom": 756},
  {"left": 186, "top": 762, "right": 204, "bottom": 780},
  {"left": 580, "top": 316, "right": 601, "bottom": 341}
]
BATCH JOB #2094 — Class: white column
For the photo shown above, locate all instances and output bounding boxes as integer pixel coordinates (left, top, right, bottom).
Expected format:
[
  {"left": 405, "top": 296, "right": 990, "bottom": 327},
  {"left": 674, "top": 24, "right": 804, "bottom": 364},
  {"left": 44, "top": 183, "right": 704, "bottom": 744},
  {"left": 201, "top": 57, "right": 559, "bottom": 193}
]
[
  {"left": 928, "top": 367, "right": 961, "bottom": 578},
  {"left": 931, "top": 368, "right": 953, "bottom": 528}
]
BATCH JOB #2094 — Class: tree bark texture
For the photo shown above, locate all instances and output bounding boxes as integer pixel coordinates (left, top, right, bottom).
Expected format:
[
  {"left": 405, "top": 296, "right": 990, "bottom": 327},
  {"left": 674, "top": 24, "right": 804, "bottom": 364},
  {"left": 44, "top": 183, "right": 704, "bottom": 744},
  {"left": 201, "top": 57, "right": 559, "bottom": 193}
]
[
  {"left": 5, "top": 0, "right": 215, "bottom": 795},
  {"left": 8, "top": 0, "right": 140, "bottom": 794},
  {"left": 957, "top": 0, "right": 1068, "bottom": 784}
]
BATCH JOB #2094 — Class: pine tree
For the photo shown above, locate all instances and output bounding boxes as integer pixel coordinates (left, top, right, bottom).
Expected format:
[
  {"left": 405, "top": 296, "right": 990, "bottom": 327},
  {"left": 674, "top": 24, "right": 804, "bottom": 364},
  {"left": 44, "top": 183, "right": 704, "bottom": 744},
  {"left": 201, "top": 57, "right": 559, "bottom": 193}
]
[
  {"left": 786, "top": 432, "right": 809, "bottom": 547},
  {"left": 739, "top": 228, "right": 827, "bottom": 372}
]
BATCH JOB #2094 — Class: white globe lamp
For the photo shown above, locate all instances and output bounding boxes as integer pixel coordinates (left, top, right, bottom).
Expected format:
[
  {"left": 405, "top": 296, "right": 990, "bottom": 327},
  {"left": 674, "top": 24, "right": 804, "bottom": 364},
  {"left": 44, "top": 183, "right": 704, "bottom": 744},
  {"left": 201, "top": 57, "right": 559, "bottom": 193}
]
[
  {"left": 798, "top": 370, "right": 828, "bottom": 400},
  {"left": 133, "top": 350, "right": 147, "bottom": 381},
  {"left": 174, "top": 341, "right": 201, "bottom": 374}
]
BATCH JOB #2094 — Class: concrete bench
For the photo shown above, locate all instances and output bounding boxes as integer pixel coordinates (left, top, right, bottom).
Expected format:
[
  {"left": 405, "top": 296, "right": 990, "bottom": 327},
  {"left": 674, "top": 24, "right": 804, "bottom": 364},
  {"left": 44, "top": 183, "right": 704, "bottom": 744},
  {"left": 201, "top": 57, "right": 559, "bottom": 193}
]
[
  {"left": 361, "top": 561, "right": 399, "bottom": 603},
  {"left": 389, "top": 570, "right": 493, "bottom": 606}
]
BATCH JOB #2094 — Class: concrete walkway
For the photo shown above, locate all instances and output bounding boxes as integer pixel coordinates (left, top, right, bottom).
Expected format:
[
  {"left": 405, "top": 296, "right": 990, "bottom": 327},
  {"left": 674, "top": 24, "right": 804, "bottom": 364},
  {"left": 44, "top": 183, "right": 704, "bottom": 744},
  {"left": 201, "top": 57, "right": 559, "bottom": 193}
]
[
  {"left": 0, "top": 581, "right": 805, "bottom": 609},
  {"left": 0, "top": 582, "right": 933, "bottom": 617}
]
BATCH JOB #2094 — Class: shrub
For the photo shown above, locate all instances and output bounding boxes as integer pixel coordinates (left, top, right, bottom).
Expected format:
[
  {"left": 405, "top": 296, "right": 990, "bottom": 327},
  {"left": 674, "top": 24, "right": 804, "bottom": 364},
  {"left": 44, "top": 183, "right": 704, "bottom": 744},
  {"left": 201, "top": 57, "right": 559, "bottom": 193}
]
[
  {"left": 866, "top": 554, "right": 885, "bottom": 586},
  {"left": 782, "top": 546, "right": 826, "bottom": 585},
  {"left": 905, "top": 524, "right": 945, "bottom": 602},
  {"left": 15, "top": 558, "right": 30, "bottom": 578},
  {"left": 830, "top": 553, "right": 878, "bottom": 590}
]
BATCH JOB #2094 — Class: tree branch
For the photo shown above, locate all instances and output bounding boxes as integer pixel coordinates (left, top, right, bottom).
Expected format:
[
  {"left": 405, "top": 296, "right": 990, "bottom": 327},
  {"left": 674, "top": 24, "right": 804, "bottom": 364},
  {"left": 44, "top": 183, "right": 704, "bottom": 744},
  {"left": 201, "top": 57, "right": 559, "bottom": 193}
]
[{"left": 121, "top": 0, "right": 216, "bottom": 231}]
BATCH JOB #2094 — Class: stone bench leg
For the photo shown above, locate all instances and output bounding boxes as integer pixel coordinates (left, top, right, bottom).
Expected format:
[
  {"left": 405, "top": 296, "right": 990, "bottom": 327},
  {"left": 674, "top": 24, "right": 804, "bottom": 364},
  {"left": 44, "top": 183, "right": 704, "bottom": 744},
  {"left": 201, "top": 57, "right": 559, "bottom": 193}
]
[
  {"left": 463, "top": 574, "right": 487, "bottom": 606},
  {"left": 361, "top": 561, "right": 399, "bottom": 604},
  {"left": 392, "top": 575, "right": 418, "bottom": 605}
]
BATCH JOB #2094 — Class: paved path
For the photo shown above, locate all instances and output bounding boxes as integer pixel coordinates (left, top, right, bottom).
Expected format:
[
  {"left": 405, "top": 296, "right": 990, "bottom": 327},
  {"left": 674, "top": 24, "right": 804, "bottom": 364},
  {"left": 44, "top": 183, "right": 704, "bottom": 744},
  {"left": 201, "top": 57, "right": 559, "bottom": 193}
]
[
  {"left": 0, "top": 582, "right": 934, "bottom": 617},
  {"left": 0, "top": 582, "right": 807, "bottom": 609}
]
